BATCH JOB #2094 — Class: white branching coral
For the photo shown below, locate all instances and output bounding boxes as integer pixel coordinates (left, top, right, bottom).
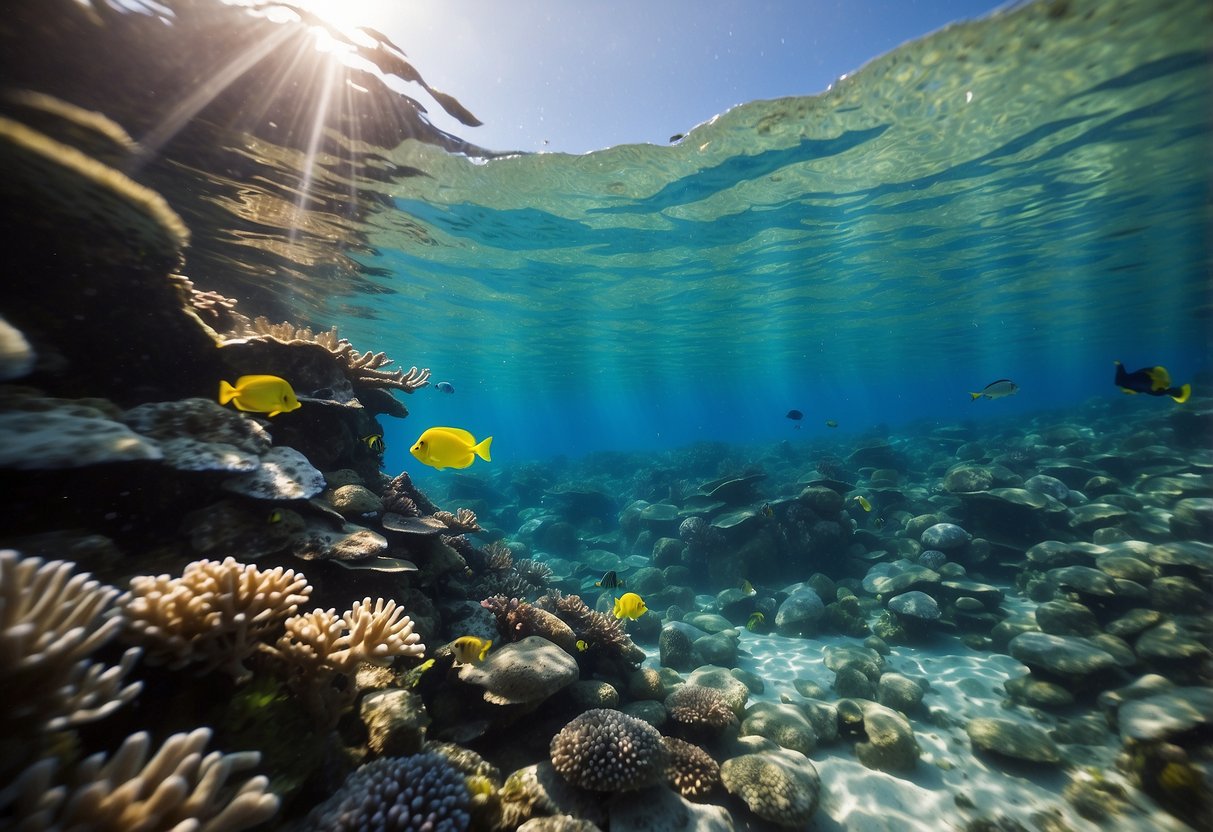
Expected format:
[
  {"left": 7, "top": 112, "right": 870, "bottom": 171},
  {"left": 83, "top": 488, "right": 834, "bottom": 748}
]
[
  {"left": 118, "top": 557, "right": 311, "bottom": 681},
  {"left": 275, "top": 597, "right": 424, "bottom": 674},
  {"left": 0, "top": 727, "right": 279, "bottom": 832},
  {"left": 0, "top": 550, "right": 141, "bottom": 734}
]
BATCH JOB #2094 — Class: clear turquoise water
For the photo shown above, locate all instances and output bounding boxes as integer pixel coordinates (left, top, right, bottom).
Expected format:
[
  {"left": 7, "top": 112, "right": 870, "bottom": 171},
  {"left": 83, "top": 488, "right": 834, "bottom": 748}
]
[{"left": 332, "top": 0, "right": 1212, "bottom": 472}]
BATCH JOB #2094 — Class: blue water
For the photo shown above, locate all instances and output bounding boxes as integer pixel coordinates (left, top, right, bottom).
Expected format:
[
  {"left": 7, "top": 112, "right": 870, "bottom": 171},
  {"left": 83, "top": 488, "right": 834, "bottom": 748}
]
[{"left": 345, "top": 0, "right": 1212, "bottom": 476}]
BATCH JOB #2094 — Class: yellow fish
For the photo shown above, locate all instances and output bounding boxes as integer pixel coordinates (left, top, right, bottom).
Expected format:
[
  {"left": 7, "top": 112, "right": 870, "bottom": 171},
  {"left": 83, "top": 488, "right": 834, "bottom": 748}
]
[
  {"left": 855, "top": 495, "right": 872, "bottom": 512},
  {"left": 410, "top": 427, "right": 493, "bottom": 470},
  {"left": 451, "top": 636, "right": 492, "bottom": 664},
  {"left": 218, "top": 375, "right": 301, "bottom": 417},
  {"left": 363, "top": 434, "right": 385, "bottom": 454},
  {"left": 746, "top": 611, "right": 765, "bottom": 631},
  {"left": 267, "top": 509, "right": 284, "bottom": 524},
  {"left": 741, "top": 579, "right": 756, "bottom": 595},
  {"left": 576, "top": 639, "right": 589, "bottom": 652},
  {"left": 613, "top": 592, "right": 648, "bottom": 620},
  {"left": 825, "top": 420, "right": 838, "bottom": 428}
]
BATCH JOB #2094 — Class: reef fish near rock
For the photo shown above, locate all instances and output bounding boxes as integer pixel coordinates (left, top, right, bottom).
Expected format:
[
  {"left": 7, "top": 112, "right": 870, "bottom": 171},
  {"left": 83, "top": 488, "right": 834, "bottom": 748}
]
[
  {"left": 218, "top": 374, "right": 301, "bottom": 417},
  {"left": 451, "top": 636, "right": 492, "bottom": 664},
  {"left": 1114, "top": 361, "right": 1190, "bottom": 403},
  {"left": 969, "top": 379, "right": 1018, "bottom": 401},
  {"left": 613, "top": 592, "right": 648, "bottom": 620},
  {"left": 410, "top": 427, "right": 493, "bottom": 470}
]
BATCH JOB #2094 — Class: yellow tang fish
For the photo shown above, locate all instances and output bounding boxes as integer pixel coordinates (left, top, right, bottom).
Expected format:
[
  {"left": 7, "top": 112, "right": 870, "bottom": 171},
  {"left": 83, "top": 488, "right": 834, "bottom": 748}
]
[
  {"left": 410, "top": 427, "right": 493, "bottom": 470},
  {"left": 613, "top": 592, "right": 648, "bottom": 620},
  {"left": 855, "top": 495, "right": 872, "bottom": 512},
  {"left": 363, "top": 434, "right": 385, "bottom": 454},
  {"left": 218, "top": 375, "right": 301, "bottom": 417},
  {"left": 746, "top": 611, "right": 765, "bottom": 631},
  {"left": 451, "top": 636, "right": 492, "bottom": 664}
]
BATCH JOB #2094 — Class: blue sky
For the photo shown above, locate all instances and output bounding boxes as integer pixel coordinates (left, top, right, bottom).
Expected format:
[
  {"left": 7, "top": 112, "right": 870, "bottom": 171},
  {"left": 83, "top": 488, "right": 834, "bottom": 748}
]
[{"left": 302, "top": 0, "right": 1012, "bottom": 154}]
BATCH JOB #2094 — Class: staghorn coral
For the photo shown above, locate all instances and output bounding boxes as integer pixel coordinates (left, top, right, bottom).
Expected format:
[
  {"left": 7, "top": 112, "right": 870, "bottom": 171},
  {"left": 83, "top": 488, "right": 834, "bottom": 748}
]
[
  {"left": 484, "top": 542, "right": 514, "bottom": 573},
  {"left": 549, "top": 709, "right": 669, "bottom": 792},
  {"left": 0, "top": 551, "right": 142, "bottom": 774},
  {"left": 303, "top": 752, "right": 469, "bottom": 832},
  {"left": 275, "top": 598, "right": 425, "bottom": 674},
  {"left": 663, "top": 737, "right": 721, "bottom": 799},
  {"left": 665, "top": 685, "right": 739, "bottom": 740},
  {"left": 514, "top": 559, "right": 554, "bottom": 588},
  {"left": 118, "top": 557, "right": 311, "bottom": 682},
  {"left": 242, "top": 317, "right": 430, "bottom": 393},
  {"left": 0, "top": 727, "right": 279, "bottom": 832}
]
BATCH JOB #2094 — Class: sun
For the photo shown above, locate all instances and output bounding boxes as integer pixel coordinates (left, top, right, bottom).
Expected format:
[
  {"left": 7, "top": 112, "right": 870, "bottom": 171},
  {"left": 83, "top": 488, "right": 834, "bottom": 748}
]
[{"left": 272, "top": 0, "right": 385, "bottom": 40}]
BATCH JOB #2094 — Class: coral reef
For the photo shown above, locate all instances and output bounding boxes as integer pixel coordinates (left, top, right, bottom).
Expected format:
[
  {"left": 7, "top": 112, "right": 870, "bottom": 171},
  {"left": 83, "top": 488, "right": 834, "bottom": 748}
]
[
  {"left": 664, "top": 684, "right": 739, "bottom": 741},
  {"left": 304, "top": 752, "right": 470, "bottom": 832},
  {"left": 549, "top": 708, "right": 670, "bottom": 792},
  {"left": 0, "top": 551, "right": 141, "bottom": 777},
  {"left": 119, "top": 557, "right": 312, "bottom": 681},
  {"left": 662, "top": 736, "right": 721, "bottom": 799},
  {"left": 0, "top": 728, "right": 279, "bottom": 832}
]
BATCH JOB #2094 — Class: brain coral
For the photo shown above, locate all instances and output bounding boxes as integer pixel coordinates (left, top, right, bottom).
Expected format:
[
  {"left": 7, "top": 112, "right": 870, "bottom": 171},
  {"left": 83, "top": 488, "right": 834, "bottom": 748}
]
[
  {"left": 720, "top": 748, "right": 821, "bottom": 827},
  {"left": 549, "top": 708, "right": 670, "bottom": 792},
  {"left": 305, "top": 751, "right": 470, "bottom": 832}
]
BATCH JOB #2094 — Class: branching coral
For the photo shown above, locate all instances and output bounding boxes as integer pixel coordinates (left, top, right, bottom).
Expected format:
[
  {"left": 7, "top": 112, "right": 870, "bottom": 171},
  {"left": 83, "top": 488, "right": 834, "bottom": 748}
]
[
  {"left": 383, "top": 472, "right": 441, "bottom": 517},
  {"left": 472, "top": 550, "right": 553, "bottom": 600},
  {"left": 118, "top": 557, "right": 311, "bottom": 682},
  {"left": 0, "top": 551, "right": 142, "bottom": 742},
  {"left": 435, "top": 508, "right": 481, "bottom": 534},
  {"left": 242, "top": 316, "right": 430, "bottom": 393},
  {"left": 535, "top": 591, "right": 634, "bottom": 655},
  {"left": 272, "top": 598, "right": 425, "bottom": 725},
  {"left": 0, "top": 727, "right": 279, "bottom": 832},
  {"left": 275, "top": 598, "right": 425, "bottom": 674}
]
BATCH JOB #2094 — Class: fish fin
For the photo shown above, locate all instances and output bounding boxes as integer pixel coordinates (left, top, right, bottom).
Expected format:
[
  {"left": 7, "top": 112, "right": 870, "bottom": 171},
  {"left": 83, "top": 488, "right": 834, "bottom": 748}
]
[
  {"left": 1148, "top": 366, "right": 1172, "bottom": 390},
  {"left": 1171, "top": 384, "right": 1191, "bottom": 404},
  {"left": 266, "top": 410, "right": 281, "bottom": 418},
  {"left": 480, "top": 640, "right": 492, "bottom": 661},
  {"left": 218, "top": 380, "right": 238, "bottom": 405},
  {"left": 969, "top": 392, "right": 982, "bottom": 401},
  {"left": 474, "top": 435, "right": 493, "bottom": 462}
]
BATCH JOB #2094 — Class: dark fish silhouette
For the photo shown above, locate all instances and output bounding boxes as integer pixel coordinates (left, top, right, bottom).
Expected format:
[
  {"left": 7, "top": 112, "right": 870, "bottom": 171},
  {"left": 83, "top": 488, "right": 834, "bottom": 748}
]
[
  {"left": 595, "top": 570, "right": 625, "bottom": 590},
  {"left": 786, "top": 410, "right": 803, "bottom": 420},
  {"left": 1114, "top": 361, "right": 1190, "bottom": 403}
]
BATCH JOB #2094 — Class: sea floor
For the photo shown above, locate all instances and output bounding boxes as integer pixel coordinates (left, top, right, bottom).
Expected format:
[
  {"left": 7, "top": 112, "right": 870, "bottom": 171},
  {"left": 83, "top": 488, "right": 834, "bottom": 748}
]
[{"left": 637, "top": 613, "right": 1193, "bottom": 832}]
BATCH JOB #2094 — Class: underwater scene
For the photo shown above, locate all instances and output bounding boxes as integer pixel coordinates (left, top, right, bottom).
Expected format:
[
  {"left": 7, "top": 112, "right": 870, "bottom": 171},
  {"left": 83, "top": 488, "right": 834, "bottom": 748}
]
[{"left": 1, "top": 0, "right": 1211, "bottom": 830}]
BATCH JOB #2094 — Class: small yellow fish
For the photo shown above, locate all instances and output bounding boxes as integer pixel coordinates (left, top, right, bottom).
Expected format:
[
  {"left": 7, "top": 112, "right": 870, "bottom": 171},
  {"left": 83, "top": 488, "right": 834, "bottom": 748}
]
[
  {"left": 363, "top": 434, "right": 385, "bottom": 454},
  {"left": 825, "top": 420, "right": 838, "bottom": 428},
  {"left": 613, "top": 592, "right": 648, "bottom": 620},
  {"left": 451, "top": 636, "right": 492, "bottom": 664},
  {"left": 741, "top": 579, "right": 756, "bottom": 595},
  {"left": 267, "top": 509, "right": 284, "bottom": 524},
  {"left": 855, "top": 495, "right": 872, "bottom": 512},
  {"left": 576, "top": 639, "right": 589, "bottom": 652},
  {"left": 218, "top": 375, "right": 301, "bottom": 417},
  {"left": 873, "top": 516, "right": 886, "bottom": 530},
  {"left": 746, "top": 611, "right": 765, "bottom": 631},
  {"left": 410, "top": 427, "right": 493, "bottom": 470}
]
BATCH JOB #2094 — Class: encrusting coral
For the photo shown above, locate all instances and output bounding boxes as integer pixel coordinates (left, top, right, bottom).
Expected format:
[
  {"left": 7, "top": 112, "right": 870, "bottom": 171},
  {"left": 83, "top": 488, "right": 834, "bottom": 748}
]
[
  {"left": 0, "top": 550, "right": 141, "bottom": 773},
  {"left": 118, "top": 556, "right": 312, "bottom": 681},
  {"left": 0, "top": 727, "right": 279, "bottom": 832}
]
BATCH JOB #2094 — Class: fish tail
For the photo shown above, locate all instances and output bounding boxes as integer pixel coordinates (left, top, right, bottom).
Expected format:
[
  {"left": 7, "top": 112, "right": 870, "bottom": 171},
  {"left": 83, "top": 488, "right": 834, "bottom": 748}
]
[
  {"left": 480, "top": 640, "right": 492, "bottom": 661},
  {"left": 1171, "top": 384, "right": 1191, "bottom": 404},
  {"left": 474, "top": 435, "right": 493, "bottom": 462},
  {"left": 969, "top": 392, "right": 982, "bottom": 401},
  {"left": 218, "top": 380, "right": 238, "bottom": 405}
]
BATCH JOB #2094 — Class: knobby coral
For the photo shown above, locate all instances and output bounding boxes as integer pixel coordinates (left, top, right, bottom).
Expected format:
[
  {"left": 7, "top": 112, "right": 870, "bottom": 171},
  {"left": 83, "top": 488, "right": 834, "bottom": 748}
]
[
  {"left": 549, "top": 708, "right": 669, "bottom": 792},
  {"left": 664, "top": 684, "right": 739, "bottom": 740},
  {"left": 0, "top": 551, "right": 141, "bottom": 743},
  {"left": 0, "top": 727, "right": 279, "bottom": 832},
  {"left": 663, "top": 736, "right": 721, "bottom": 799},
  {"left": 118, "top": 556, "right": 311, "bottom": 681},
  {"left": 303, "top": 752, "right": 469, "bottom": 832}
]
